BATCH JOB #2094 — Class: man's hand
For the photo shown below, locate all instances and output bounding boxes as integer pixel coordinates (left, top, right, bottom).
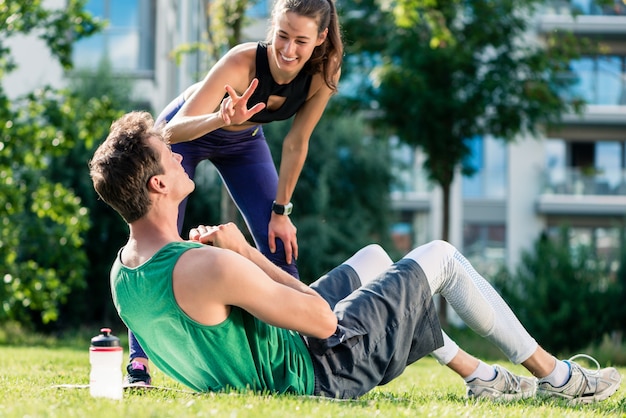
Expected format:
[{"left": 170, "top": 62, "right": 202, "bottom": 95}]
[
  {"left": 268, "top": 214, "right": 298, "bottom": 264},
  {"left": 189, "top": 223, "right": 251, "bottom": 256},
  {"left": 219, "top": 78, "right": 266, "bottom": 126}
]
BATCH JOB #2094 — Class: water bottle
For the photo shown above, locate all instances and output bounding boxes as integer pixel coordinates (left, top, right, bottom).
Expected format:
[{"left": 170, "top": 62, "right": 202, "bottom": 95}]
[{"left": 89, "top": 327, "right": 123, "bottom": 400}]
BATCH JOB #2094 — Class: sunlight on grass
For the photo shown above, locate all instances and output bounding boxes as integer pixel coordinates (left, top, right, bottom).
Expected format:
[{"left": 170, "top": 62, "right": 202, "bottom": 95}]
[{"left": 0, "top": 345, "right": 623, "bottom": 417}]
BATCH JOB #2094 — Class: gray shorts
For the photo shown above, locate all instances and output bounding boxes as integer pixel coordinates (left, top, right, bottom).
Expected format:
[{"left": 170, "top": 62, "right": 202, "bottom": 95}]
[{"left": 305, "top": 259, "right": 444, "bottom": 399}]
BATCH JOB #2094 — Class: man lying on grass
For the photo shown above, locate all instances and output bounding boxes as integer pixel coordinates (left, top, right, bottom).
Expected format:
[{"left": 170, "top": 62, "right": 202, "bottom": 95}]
[{"left": 89, "top": 111, "right": 621, "bottom": 403}]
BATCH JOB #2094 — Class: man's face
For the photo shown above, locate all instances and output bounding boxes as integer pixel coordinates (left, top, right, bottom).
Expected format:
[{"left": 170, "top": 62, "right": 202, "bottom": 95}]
[{"left": 150, "top": 136, "right": 195, "bottom": 198}]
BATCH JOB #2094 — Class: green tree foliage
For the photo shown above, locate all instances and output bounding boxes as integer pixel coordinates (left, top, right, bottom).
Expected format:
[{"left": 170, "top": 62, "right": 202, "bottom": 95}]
[
  {"left": 264, "top": 113, "right": 395, "bottom": 283},
  {"left": 170, "top": 0, "right": 256, "bottom": 75},
  {"left": 0, "top": 0, "right": 102, "bottom": 74},
  {"left": 340, "top": 0, "right": 590, "bottom": 323},
  {"left": 0, "top": 0, "right": 106, "bottom": 327},
  {"left": 47, "top": 61, "right": 145, "bottom": 325},
  {"left": 378, "top": 0, "right": 458, "bottom": 48},
  {"left": 611, "top": 243, "right": 626, "bottom": 336},
  {"left": 494, "top": 228, "right": 621, "bottom": 354}
]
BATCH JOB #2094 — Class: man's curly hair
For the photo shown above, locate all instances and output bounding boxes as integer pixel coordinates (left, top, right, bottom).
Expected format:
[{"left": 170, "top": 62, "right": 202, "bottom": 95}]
[{"left": 89, "top": 111, "right": 166, "bottom": 223}]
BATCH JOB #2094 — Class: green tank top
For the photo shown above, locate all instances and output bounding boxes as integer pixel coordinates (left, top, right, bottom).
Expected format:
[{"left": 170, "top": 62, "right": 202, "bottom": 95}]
[{"left": 110, "top": 241, "right": 315, "bottom": 394}]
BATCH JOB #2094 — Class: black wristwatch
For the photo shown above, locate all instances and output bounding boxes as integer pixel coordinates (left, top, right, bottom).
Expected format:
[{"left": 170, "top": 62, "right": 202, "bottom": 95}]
[{"left": 272, "top": 201, "right": 293, "bottom": 215}]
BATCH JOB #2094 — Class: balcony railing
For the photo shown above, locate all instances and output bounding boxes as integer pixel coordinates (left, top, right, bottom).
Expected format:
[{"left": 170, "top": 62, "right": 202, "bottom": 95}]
[{"left": 542, "top": 167, "right": 626, "bottom": 195}]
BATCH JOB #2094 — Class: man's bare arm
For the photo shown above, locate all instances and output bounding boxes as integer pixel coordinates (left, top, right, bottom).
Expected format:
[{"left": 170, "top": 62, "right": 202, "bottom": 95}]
[
  {"left": 177, "top": 227, "right": 338, "bottom": 338},
  {"left": 189, "top": 223, "right": 316, "bottom": 295}
]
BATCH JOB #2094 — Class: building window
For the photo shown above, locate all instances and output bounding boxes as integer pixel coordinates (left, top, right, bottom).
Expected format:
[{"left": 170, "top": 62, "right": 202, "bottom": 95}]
[
  {"left": 462, "top": 135, "right": 507, "bottom": 199},
  {"left": 390, "top": 222, "right": 413, "bottom": 254},
  {"left": 463, "top": 223, "right": 506, "bottom": 275},
  {"left": 389, "top": 136, "right": 431, "bottom": 196},
  {"left": 568, "top": 56, "right": 626, "bottom": 105},
  {"left": 72, "top": 0, "right": 155, "bottom": 76},
  {"left": 544, "top": 139, "right": 626, "bottom": 195}
]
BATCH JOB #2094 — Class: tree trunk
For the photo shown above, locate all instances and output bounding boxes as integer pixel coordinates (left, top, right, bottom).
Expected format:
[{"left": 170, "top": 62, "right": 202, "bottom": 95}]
[{"left": 438, "top": 180, "right": 452, "bottom": 327}]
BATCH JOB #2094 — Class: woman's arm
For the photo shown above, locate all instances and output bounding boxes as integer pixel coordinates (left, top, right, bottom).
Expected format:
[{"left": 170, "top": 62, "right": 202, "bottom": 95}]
[
  {"left": 163, "top": 43, "right": 264, "bottom": 144},
  {"left": 268, "top": 77, "right": 338, "bottom": 263}
]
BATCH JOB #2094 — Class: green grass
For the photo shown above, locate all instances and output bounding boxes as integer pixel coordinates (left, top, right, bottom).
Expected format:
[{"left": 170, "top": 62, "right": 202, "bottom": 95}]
[{"left": 0, "top": 341, "right": 624, "bottom": 418}]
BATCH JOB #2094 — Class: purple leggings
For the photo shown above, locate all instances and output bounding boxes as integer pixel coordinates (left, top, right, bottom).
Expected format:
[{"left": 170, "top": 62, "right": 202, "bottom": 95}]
[{"left": 129, "top": 94, "right": 299, "bottom": 360}]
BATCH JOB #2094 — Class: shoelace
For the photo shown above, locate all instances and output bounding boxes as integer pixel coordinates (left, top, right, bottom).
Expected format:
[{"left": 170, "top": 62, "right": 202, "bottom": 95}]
[
  {"left": 567, "top": 354, "right": 601, "bottom": 372},
  {"left": 566, "top": 354, "right": 600, "bottom": 395},
  {"left": 498, "top": 367, "right": 522, "bottom": 393}
]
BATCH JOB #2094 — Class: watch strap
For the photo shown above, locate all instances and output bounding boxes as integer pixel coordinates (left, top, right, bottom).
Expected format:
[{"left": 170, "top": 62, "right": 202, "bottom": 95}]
[{"left": 272, "top": 201, "right": 293, "bottom": 215}]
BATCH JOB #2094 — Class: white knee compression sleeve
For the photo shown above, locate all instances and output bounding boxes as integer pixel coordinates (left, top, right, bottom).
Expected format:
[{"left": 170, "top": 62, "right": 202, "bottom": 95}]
[
  {"left": 343, "top": 244, "right": 393, "bottom": 286},
  {"left": 403, "top": 240, "right": 537, "bottom": 364}
]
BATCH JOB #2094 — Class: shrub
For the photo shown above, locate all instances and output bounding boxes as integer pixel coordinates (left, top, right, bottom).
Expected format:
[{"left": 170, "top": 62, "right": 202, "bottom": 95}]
[{"left": 494, "top": 227, "right": 621, "bottom": 354}]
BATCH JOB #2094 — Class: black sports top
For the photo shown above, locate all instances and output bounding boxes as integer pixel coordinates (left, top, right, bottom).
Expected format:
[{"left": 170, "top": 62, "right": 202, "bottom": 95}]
[{"left": 246, "top": 42, "right": 313, "bottom": 124}]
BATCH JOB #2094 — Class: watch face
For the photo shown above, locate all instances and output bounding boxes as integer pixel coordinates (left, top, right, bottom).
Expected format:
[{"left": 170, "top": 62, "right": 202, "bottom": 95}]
[{"left": 273, "top": 202, "right": 293, "bottom": 215}]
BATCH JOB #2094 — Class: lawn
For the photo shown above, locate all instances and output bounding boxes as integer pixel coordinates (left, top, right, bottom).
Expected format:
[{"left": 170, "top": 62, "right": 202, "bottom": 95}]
[{"left": 0, "top": 342, "right": 624, "bottom": 418}]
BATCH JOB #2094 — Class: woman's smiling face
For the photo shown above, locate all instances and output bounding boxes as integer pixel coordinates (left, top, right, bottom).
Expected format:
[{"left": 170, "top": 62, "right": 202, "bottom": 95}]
[{"left": 270, "top": 11, "right": 327, "bottom": 74}]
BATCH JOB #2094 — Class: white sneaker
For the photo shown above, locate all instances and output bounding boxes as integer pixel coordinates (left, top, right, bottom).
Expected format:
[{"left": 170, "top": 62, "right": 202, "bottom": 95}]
[
  {"left": 537, "top": 354, "right": 622, "bottom": 404},
  {"left": 466, "top": 364, "right": 537, "bottom": 401}
]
